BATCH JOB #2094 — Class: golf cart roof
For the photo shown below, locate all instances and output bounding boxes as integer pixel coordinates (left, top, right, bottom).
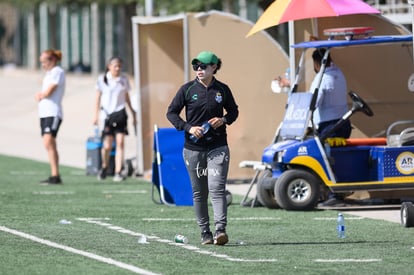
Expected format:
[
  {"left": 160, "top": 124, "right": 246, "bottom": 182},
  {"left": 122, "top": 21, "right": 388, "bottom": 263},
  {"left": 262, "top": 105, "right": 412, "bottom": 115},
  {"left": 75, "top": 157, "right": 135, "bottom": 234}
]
[{"left": 292, "top": 35, "right": 412, "bottom": 49}]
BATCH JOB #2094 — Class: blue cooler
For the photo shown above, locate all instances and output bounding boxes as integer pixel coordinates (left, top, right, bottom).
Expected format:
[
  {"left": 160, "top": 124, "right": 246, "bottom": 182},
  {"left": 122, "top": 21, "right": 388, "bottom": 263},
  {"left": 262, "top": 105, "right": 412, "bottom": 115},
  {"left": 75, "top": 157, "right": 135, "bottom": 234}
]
[{"left": 86, "top": 136, "right": 115, "bottom": 176}]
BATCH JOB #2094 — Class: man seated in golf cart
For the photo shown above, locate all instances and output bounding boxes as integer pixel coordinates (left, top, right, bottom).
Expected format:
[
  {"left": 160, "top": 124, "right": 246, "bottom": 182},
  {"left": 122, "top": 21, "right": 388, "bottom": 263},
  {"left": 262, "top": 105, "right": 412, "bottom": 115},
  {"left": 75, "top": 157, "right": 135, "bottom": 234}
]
[
  {"left": 309, "top": 49, "right": 352, "bottom": 140},
  {"left": 277, "top": 48, "right": 352, "bottom": 205},
  {"left": 278, "top": 49, "right": 351, "bottom": 139}
]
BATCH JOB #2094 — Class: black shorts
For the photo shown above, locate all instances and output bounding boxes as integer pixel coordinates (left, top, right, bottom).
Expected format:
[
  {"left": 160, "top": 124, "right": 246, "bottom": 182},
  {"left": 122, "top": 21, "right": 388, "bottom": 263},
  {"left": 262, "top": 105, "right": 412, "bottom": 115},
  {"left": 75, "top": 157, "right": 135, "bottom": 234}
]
[
  {"left": 103, "top": 109, "right": 128, "bottom": 136},
  {"left": 40, "top": 116, "right": 62, "bottom": 137}
]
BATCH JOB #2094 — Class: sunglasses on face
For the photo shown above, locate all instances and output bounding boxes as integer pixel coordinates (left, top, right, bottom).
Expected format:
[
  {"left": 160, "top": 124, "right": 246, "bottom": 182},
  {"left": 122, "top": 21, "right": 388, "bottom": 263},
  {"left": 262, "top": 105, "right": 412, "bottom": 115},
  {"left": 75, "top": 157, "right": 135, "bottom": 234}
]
[{"left": 192, "top": 63, "right": 210, "bottom": 71}]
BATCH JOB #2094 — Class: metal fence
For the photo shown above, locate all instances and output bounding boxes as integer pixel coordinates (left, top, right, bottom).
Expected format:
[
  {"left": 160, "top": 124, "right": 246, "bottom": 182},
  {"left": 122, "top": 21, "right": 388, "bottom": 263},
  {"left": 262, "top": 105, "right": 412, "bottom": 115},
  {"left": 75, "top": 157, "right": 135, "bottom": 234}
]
[{"left": 0, "top": 2, "right": 134, "bottom": 74}]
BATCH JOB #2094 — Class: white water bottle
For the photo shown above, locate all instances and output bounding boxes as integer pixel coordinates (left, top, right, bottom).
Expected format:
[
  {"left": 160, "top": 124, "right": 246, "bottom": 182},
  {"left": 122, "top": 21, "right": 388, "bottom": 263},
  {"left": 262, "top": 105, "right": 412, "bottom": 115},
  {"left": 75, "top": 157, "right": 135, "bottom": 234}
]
[{"left": 337, "top": 213, "right": 345, "bottom": 238}]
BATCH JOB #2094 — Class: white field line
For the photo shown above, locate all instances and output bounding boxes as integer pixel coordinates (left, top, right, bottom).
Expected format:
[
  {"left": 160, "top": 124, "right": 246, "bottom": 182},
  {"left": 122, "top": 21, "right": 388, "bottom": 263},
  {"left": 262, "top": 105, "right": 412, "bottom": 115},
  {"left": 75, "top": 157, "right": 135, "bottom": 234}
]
[
  {"left": 0, "top": 225, "right": 160, "bottom": 275},
  {"left": 31, "top": 190, "right": 147, "bottom": 195},
  {"left": 33, "top": 191, "right": 75, "bottom": 195},
  {"left": 143, "top": 217, "right": 281, "bottom": 222},
  {"left": 9, "top": 170, "right": 44, "bottom": 175},
  {"left": 314, "top": 259, "right": 382, "bottom": 263},
  {"left": 78, "top": 218, "right": 277, "bottom": 263},
  {"left": 314, "top": 217, "right": 365, "bottom": 220},
  {"left": 102, "top": 190, "right": 147, "bottom": 194}
]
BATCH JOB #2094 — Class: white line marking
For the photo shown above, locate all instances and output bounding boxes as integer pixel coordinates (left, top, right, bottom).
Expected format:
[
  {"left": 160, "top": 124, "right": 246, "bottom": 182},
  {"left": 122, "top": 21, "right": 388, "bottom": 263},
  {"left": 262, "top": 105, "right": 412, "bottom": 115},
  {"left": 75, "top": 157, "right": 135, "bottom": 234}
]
[
  {"left": 78, "top": 218, "right": 277, "bottom": 263},
  {"left": 314, "top": 217, "right": 365, "bottom": 220},
  {"left": 231, "top": 217, "right": 281, "bottom": 221},
  {"left": 33, "top": 191, "right": 75, "bottom": 195},
  {"left": 102, "top": 190, "right": 147, "bottom": 194},
  {"left": 314, "top": 259, "right": 382, "bottom": 263},
  {"left": 70, "top": 171, "right": 85, "bottom": 175},
  {"left": 0, "top": 225, "right": 160, "bottom": 275},
  {"left": 9, "top": 171, "right": 44, "bottom": 175},
  {"left": 143, "top": 217, "right": 281, "bottom": 222}
]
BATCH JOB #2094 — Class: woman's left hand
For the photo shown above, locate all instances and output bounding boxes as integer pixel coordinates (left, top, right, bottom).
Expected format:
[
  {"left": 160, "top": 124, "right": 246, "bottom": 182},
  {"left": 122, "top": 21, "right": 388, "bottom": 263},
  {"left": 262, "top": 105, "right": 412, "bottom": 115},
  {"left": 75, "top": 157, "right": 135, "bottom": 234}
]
[{"left": 208, "top": 117, "right": 225, "bottom": 129}]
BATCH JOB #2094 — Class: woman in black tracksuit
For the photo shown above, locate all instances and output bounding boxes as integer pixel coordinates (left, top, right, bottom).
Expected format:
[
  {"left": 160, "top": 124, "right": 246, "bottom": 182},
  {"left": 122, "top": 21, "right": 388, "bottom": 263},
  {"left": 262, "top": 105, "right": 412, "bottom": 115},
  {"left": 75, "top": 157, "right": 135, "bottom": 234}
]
[{"left": 166, "top": 51, "right": 239, "bottom": 246}]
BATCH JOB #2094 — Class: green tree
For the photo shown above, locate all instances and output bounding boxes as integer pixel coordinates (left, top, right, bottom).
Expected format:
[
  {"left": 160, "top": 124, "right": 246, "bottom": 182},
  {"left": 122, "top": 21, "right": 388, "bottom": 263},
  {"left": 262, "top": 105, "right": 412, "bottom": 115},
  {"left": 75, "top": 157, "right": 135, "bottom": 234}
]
[
  {"left": 3, "top": 0, "right": 273, "bottom": 15},
  {"left": 1, "top": 0, "right": 275, "bottom": 70}
]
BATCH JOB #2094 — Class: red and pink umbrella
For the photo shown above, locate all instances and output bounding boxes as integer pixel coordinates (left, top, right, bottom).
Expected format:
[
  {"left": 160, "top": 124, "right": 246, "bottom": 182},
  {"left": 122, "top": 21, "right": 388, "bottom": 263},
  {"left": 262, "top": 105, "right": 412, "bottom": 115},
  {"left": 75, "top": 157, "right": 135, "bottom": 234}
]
[{"left": 247, "top": 0, "right": 380, "bottom": 37}]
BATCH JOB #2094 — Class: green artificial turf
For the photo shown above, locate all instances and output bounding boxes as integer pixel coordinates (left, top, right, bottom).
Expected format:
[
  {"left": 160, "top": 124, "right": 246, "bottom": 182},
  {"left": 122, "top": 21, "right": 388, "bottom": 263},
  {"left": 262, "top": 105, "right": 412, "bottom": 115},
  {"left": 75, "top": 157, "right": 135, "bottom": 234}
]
[{"left": 0, "top": 154, "right": 413, "bottom": 274}]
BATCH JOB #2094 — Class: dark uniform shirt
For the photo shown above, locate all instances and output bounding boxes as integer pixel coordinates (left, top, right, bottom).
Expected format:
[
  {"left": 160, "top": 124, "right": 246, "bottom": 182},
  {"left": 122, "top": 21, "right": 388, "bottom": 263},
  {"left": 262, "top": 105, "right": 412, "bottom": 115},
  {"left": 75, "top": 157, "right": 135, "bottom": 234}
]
[{"left": 166, "top": 77, "right": 239, "bottom": 151}]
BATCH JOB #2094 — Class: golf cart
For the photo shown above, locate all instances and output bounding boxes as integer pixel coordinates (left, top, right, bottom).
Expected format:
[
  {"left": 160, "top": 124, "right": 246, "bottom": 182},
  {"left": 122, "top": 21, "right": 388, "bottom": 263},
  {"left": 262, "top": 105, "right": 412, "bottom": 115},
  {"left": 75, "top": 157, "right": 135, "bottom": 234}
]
[{"left": 252, "top": 28, "right": 414, "bottom": 221}]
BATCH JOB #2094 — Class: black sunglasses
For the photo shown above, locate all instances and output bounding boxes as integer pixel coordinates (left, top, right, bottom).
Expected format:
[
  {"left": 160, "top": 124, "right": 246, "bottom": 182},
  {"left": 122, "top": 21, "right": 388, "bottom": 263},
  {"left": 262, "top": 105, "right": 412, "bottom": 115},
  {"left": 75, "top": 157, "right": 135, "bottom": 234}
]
[{"left": 192, "top": 63, "right": 210, "bottom": 71}]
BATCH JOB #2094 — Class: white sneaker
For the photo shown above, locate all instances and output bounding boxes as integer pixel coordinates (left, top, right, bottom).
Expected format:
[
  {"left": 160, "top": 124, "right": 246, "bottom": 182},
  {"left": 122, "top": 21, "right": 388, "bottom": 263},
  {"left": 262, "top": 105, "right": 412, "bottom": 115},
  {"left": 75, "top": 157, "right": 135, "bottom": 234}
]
[{"left": 113, "top": 173, "right": 125, "bottom": 182}]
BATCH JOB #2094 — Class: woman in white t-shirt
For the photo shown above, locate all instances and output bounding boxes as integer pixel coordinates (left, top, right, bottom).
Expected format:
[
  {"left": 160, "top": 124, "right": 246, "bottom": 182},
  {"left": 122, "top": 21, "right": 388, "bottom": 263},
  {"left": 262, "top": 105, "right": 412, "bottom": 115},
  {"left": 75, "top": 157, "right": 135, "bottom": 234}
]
[
  {"left": 35, "top": 49, "right": 65, "bottom": 184},
  {"left": 93, "top": 57, "right": 136, "bottom": 182}
]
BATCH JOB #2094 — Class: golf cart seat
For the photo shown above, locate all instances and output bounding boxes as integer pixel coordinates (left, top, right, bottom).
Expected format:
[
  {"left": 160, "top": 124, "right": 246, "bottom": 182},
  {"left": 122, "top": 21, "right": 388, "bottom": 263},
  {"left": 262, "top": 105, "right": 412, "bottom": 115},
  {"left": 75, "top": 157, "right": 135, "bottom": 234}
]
[
  {"left": 399, "top": 127, "right": 414, "bottom": 146},
  {"left": 386, "top": 120, "right": 414, "bottom": 147}
]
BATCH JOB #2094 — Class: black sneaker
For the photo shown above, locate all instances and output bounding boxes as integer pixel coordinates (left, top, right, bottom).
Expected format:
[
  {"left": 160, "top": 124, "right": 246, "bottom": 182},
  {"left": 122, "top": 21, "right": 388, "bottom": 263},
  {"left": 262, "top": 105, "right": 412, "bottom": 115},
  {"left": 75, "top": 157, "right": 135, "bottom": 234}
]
[
  {"left": 201, "top": 230, "right": 213, "bottom": 245},
  {"left": 97, "top": 167, "right": 107, "bottom": 180},
  {"left": 214, "top": 230, "right": 229, "bottom": 246},
  {"left": 39, "top": 175, "right": 62, "bottom": 185}
]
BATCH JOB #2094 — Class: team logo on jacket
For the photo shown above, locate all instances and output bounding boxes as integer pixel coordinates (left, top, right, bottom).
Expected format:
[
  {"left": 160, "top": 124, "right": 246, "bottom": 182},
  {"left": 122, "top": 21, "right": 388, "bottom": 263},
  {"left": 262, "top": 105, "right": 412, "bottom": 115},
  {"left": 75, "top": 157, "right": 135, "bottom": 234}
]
[
  {"left": 192, "top": 94, "right": 198, "bottom": 100},
  {"left": 215, "top": 92, "right": 223, "bottom": 103}
]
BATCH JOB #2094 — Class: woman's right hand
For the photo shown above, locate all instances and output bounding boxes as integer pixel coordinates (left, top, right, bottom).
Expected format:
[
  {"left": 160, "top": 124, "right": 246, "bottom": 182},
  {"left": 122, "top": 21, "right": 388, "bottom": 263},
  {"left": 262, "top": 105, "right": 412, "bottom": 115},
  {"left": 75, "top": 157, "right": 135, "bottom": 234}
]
[
  {"left": 92, "top": 116, "right": 98, "bottom": 126},
  {"left": 189, "top": 126, "right": 204, "bottom": 139}
]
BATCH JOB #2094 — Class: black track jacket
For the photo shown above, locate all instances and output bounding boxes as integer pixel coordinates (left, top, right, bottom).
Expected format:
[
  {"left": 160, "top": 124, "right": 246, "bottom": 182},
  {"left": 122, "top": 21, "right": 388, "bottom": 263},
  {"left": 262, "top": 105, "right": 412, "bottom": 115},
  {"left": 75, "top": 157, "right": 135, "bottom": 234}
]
[{"left": 166, "top": 77, "right": 239, "bottom": 151}]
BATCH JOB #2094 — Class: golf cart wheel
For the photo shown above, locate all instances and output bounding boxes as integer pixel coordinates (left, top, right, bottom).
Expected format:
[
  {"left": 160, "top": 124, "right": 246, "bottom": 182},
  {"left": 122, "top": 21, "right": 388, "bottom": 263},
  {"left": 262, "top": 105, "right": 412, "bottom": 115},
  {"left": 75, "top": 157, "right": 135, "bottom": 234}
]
[
  {"left": 400, "top": 202, "right": 414, "bottom": 227},
  {"left": 274, "top": 169, "right": 321, "bottom": 211},
  {"left": 256, "top": 169, "right": 279, "bottom": 209}
]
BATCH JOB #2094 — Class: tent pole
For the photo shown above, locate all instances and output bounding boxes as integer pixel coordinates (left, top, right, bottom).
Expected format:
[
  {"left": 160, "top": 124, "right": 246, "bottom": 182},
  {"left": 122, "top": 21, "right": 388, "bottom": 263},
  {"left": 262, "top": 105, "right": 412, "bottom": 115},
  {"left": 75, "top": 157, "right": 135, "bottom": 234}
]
[
  {"left": 410, "top": 0, "right": 414, "bottom": 63},
  {"left": 288, "top": 21, "right": 295, "bottom": 84}
]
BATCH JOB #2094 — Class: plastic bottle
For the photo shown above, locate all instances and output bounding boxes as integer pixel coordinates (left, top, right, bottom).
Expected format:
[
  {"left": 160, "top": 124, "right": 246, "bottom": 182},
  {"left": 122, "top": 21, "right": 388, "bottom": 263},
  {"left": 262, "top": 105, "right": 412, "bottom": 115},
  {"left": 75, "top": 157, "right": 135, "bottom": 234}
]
[
  {"left": 174, "top": 234, "right": 188, "bottom": 244},
  {"left": 94, "top": 125, "right": 100, "bottom": 139},
  {"left": 189, "top": 122, "right": 211, "bottom": 143},
  {"left": 138, "top": 235, "right": 149, "bottom": 244},
  {"left": 337, "top": 213, "right": 345, "bottom": 238},
  {"left": 284, "top": 67, "right": 290, "bottom": 80},
  {"left": 282, "top": 67, "right": 291, "bottom": 93}
]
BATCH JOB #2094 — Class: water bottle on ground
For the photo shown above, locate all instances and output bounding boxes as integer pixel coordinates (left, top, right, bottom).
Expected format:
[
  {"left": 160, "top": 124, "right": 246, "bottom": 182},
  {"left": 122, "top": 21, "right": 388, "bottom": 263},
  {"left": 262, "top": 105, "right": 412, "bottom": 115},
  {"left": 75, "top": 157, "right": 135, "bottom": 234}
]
[
  {"left": 174, "top": 234, "right": 188, "bottom": 244},
  {"left": 189, "top": 122, "right": 211, "bottom": 143},
  {"left": 337, "top": 213, "right": 345, "bottom": 238}
]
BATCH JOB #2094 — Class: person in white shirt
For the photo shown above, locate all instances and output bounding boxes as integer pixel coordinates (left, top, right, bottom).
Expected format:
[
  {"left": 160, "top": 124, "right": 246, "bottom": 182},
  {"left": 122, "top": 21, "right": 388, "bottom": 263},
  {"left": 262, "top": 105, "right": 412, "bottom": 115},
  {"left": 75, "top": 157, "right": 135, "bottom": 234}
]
[
  {"left": 93, "top": 57, "right": 136, "bottom": 182},
  {"left": 310, "top": 48, "right": 351, "bottom": 139},
  {"left": 35, "top": 49, "right": 65, "bottom": 184}
]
